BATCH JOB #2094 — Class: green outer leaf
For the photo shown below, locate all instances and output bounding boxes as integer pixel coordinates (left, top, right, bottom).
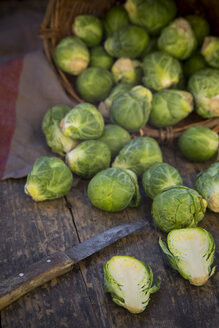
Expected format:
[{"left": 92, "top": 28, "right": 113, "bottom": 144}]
[
  {"left": 103, "top": 5, "right": 130, "bottom": 36},
  {"left": 159, "top": 237, "right": 179, "bottom": 272}
]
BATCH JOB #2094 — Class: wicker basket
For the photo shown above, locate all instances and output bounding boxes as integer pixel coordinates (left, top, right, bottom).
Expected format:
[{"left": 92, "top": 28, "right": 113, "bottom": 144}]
[{"left": 40, "top": 0, "right": 219, "bottom": 144}]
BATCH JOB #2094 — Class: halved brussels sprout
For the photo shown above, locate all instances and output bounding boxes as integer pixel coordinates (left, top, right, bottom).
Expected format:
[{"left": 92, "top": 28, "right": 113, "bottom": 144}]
[
  {"left": 186, "top": 15, "right": 210, "bottom": 47},
  {"left": 53, "top": 36, "right": 89, "bottom": 75},
  {"left": 188, "top": 68, "right": 219, "bottom": 118},
  {"left": 104, "top": 255, "right": 160, "bottom": 313},
  {"left": 178, "top": 126, "right": 219, "bottom": 162},
  {"left": 195, "top": 163, "right": 219, "bottom": 213},
  {"left": 159, "top": 227, "right": 216, "bottom": 286},
  {"left": 183, "top": 52, "right": 208, "bottom": 79},
  {"left": 201, "top": 36, "right": 219, "bottom": 69},
  {"left": 151, "top": 186, "right": 207, "bottom": 232},
  {"left": 60, "top": 103, "right": 104, "bottom": 140},
  {"left": 76, "top": 67, "right": 114, "bottom": 103},
  {"left": 110, "top": 85, "right": 152, "bottom": 132},
  {"left": 103, "top": 5, "right": 130, "bottom": 36},
  {"left": 149, "top": 89, "right": 194, "bottom": 128},
  {"left": 142, "top": 51, "right": 182, "bottom": 91},
  {"left": 72, "top": 15, "right": 103, "bottom": 47},
  {"left": 111, "top": 58, "right": 143, "bottom": 85},
  {"left": 66, "top": 140, "right": 111, "bottom": 179},
  {"left": 103, "top": 83, "right": 133, "bottom": 110},
  {"left": 112, "top": 137, "right": 163, "bottom": 177},
  {"left": 24, "top": 157, "right": 73, "bottom": 201},
  {"left": 88, "top": 167, "right": 141, "bottom": 212},
  {"left": 142, "top": 163, "right": 183, "bottom": 199},
  {"left": 158, "top": 18, "right": 197, "bottom": 60},
  {"left": 124, "top": 0, "right": 176, "bottom": 36},
  {"left": 90, "top": 46, "right": 113, "bottom": 70}
]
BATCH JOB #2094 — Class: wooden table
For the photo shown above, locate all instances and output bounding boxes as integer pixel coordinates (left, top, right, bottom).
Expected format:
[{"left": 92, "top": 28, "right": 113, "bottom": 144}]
[{"left": 0, "top": 145, "right": 218, "bottom": 328}]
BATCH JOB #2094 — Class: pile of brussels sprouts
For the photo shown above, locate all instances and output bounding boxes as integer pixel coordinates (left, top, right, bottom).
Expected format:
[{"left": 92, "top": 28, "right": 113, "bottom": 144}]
[{"left": 24, "top": 0, "right": 219, "bottom": 315}]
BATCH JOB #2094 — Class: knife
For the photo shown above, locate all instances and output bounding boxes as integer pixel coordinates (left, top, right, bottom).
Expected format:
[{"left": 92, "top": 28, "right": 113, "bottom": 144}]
[{"left": 0, "top": 220, "right": 147, "bottom": 311}]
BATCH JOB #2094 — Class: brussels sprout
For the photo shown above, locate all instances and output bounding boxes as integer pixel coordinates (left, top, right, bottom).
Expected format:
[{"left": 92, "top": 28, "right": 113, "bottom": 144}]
[
  {"left": 103, "top": 5, "right": 129, "bottom": 36},
  {"left": 104, "top": 83, "right": 133, "bottom": 109},
  {"left": 142, "top": 51, "right": 182, "bottom": 91},
  {"left": 178, "top": 126, "right": 219, "bottom": 162},
  {"left": 24, "top": 157, "right": 73, "bottom": 202},
  {"left": 110, "top": 85, "right": 152, "bottom": 132},
  {"left": 90, "top": 46, "right": 113, "bottom": 70},
  {"left": 66, "top": 140, "right": 111, "bottom": 179},
  {"left": 195, "top": 163, "right": 219, "bottom": 212},
  {"left": 53, "top": 36, "right": 89, "bottom": 75},
  {"left": 149, "top": 90, "right": 194, "bottom": 128},
  {"left": 201, "top": 36, "right": 219, "bottom": 69},
  {"left": 140, "top": 37, "right": 158, "bottom": 60},
  {"left": 72, "top": 15, "right": 103, "bottom": 47},
  {"left": 151, "top": 186, "right": 207, "bottom": 232},
  {"left": 159, "top": 227, "right": 216, "bottom": 286},
  {"left": 186, "top": 15, "right": 210, "bottom": 47},
  {"left": 158, "top": 18, "right": 197, "bottom": 60},
  {"left": 142, "top": 163, "right": 183, "bottom": 199},
  {"left": 104, "top": 25, "right": 149, "bottom": 59},
  {"left": 76, "top": 67, "right": 114, "bottom": 103},
  {"left": 183, "top": 52, "right": 208, "bottom": 79},
  {"left": 111, "top": 58, "right": 143, "bottom": 85},
  {"left": 112, "top": 137, "right": 163, "bottom": 177},
  {"left": 104, "top": 255, "right": 160, "bottom": 313},
  {"left": 98, "top": 124, "right": 131, "bottom": 158},
  {"left": 124, "top": 0, "right": 176, "bottom": 36},
  {"left": 60, "top": 103, "right": 104, "bottom": 140}
]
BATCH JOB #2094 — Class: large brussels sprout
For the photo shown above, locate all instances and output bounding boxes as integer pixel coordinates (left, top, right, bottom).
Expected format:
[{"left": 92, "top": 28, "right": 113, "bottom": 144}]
[
  {"left": 53, "top": 36, "right": 89, "bottom": 75},
  {"left": 104, "top": 83, "right": 133, "bottom": 109},
  {"left": 72, "top": 15, "right": 103, "bottom": 47},
  {"left": 88, "top": 167, "right": 141, "bottom": 212},
  {"left": 183, "top": 52, "right": 208, "bottom": 79},
  {"left": 142, "top": 51, "right": 182, "bottom": 91},
  {"left": 111, "top": 58, "right": 143, "bottom": 85},
  {"left": 76, "top": 67, "right": 114, "bottom": 103},
  {"left": 103, "top": 5, "right": 129, "bottom": 36},
  {"left": 149, "top": 90, "right": 194, "bottom": 128},
  {"left": 187, "top": 68, "right": 219, "bottom": 118},
  {"left": 178, "top": 126, "right": 219, "bottom": 162},
  {"left": 124, "top": 0, "right": 176, "bottom": 36},
  {"left": 98, "top": 124, "right": 131, "bottom": 158},
  {"left": 24, "top": 157, "right": 73, "bottom": 202},
  {"left": 159, "top": 227, "right": 216, "bottom": 286},
  {"left": 201, "top": 36, "right": 219, "bottom": 69},
  {"left": 60, "top": 103, "right": 104, "bottom": 140},
  {"left": 186, "top": 15, "right": 210, "bottom": 47},
  {"left": 90, "top": 46, "right": 113, "bottom": 70},
  {"left": 151, "top": 186, "right": 207, "bottom": 232},
  {"left": 112, "top": 137, "right": 163, "bottom": 177},
  {"left": 158, "top": 18, "right": 197, "bottom": 60},
  {"left": 104, "top": 255, "right": 160, "bottom": 313},
  {"left": 66, "top": 140, "right": 111, "bottom": 179},
  {"left": 104, "top": 25, "right": 149, "bottom": 59},
  {"left": 142, "top": 163, "right": 183, "bottom": 199},
  {"left": 195, "top": 163, "right": 219, "bottom": 213},
  {"left": 42, "top": 105, "right": 79, "bottom": 156},
  {"left": 110, "top": 86, "right": 152, "bottom": 132}
]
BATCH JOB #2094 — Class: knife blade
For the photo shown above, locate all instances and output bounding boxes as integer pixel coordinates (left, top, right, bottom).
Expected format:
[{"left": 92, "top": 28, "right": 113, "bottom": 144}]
[{"left": 0, "top": 220, "right": 147, "bottom": 311}]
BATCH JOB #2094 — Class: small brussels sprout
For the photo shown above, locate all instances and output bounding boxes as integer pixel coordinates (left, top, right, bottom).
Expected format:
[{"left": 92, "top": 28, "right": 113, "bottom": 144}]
[
  {"left": 110, "top": 85, "right": 152, "bottom": 132},
  {"left": 195, "top": 163, "right": 219, "bottom": 212},
  {"left": 53, "top": 36, "right": 89, "bottom": 75},
  {"left": 60, "top": 103, "right": 104, "bottom": 140},
  {"left": 98, "top": 124, "right": 131, "bottom": 158},
  {"left": 111, "top": 58, "right": 143, "bottom": 85},
  {"left": 151, "top": 186, "right": 207, "bottom": 232},
  {"left": 104, "top": 255, "right": 160, "bottom": 313},
  {"left": 201, "top": 36, "right": 219, "bottom": 69},
  {"left": 103, "top": 5, "right": 130, "bottom": 36},
  {"left": 76, "top": 67, "right": 114, "bottom": 103},
  {"left": 178, "top": 126, "right": 219, "bottom": 162},
  {"left": 149, "top": 90, "right": 194, "bottom": 128},
  {"left": 158, "top": 18, "right": 197, "bottom": 60},
  {"left": 104, "top": 25, "right": 149, "bottom": 59},
  {"left": 186, "top": 15, "right": 210, "bottom": 47},
  {"left": 140, "top": 37, "right": 158, "bottom": 60},
  {"left": 142, "top": 51, "right": 182, "bottom": 91},
  {"left": 104, "top": 83, "right": 133, "bottom": 109},
  {"left": 183, "top": 52, "right": 208, "bottom": 79},
  {"left": 142, "top": 163, "right": 183, "bottom": 199},
  {"left": 159, "top": 227, "right": 216, "bottom": 286},
  {"left": 66, "top": 140, "right": 111, "bottom": 179},
  {"left": 24, "top": 157, "right": 73, "bottom": 202},
  {"left": 72, "top": 15, "right": 103, "bottom": 47},
  {"left": 124, "top": 0, "right": 176, "bottom": 36},
  {"left": 112, "top": 137, "right": 163, "bottom": 177},
  {"left": 88, "top": 167, "right": 141, "bottom": 211},
  {"left": 90, "top": 46, "right": 113, "bottom": 70}
]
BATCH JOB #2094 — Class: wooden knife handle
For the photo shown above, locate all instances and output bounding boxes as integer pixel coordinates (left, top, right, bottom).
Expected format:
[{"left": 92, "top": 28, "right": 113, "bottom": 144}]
[{"left": 0, "top": 251, "right": 74, "bottom": 311}]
